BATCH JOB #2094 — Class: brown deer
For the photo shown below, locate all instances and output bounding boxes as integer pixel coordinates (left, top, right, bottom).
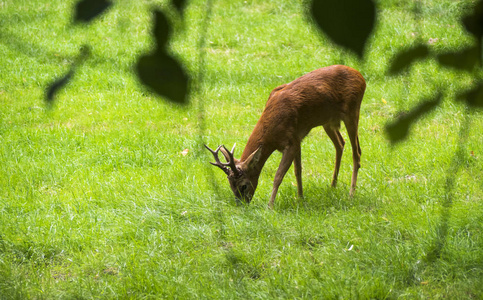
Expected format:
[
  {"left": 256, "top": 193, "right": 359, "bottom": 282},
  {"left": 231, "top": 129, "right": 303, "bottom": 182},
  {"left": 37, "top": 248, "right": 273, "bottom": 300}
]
[{"left": 206, "top": 65, "right": 365, "bottom": 208}]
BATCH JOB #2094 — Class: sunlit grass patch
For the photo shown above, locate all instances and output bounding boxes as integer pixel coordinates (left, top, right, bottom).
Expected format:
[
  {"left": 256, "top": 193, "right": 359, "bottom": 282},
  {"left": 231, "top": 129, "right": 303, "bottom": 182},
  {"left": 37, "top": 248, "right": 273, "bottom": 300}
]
[{"left": 0, "top": 0, "right": 482, "bottom": 298}]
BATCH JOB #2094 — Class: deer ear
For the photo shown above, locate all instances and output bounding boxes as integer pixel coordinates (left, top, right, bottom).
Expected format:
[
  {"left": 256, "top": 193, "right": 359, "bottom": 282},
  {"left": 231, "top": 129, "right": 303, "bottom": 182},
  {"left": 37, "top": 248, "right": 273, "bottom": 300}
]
[{"left": 243, "top": 147, "right": 262, "bottom": 170}]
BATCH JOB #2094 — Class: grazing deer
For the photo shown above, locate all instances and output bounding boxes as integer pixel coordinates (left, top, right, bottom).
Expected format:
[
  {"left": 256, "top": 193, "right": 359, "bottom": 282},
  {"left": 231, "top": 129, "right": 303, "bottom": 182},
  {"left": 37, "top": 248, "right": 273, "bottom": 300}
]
[{"left": 206, "top": 65, "right": 365, "bottom": 208}]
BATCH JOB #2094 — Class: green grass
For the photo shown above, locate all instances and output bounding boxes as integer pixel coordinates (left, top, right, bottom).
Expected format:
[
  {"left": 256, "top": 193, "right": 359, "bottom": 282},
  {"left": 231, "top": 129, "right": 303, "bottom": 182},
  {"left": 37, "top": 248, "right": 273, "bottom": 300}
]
[{"left": 1, "top": 0, "right": 482, "bottom": 298}]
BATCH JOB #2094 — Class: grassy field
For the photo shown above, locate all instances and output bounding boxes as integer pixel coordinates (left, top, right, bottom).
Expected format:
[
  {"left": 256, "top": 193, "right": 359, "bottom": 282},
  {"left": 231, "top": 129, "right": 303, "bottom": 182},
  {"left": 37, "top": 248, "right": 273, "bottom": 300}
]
[{"left": 1, "top": 0, "right": 482, "bottom": 298}]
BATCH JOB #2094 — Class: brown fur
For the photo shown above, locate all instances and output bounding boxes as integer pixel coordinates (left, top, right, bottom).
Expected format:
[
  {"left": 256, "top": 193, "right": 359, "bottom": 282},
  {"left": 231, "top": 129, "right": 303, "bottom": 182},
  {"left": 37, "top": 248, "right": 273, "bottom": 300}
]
[{"left": 208, "top": 65, "right": 366, "bottom": 208}]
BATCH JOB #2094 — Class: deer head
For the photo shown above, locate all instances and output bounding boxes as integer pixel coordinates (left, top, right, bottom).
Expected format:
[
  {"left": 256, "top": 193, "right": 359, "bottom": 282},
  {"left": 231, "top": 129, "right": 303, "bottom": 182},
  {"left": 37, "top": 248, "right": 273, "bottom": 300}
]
[{"left": 205, "top": 144, "right": 262, "bottom": 202}]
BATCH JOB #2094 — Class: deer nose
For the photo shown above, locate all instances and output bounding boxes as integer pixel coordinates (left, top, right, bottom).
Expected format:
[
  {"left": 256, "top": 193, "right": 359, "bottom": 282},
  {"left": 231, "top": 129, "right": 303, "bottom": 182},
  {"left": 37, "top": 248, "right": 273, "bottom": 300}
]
[
  {"left": 235, "top": 192, "right": 252, "bottom": 204},
  {"left": 242, "top": 193, "right": 253, "bottom": 203}
]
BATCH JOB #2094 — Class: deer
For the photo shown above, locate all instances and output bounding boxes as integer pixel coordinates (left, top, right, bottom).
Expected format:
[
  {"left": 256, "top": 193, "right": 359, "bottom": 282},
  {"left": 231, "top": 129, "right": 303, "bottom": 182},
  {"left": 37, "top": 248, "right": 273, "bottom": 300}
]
[{"left": 205, "top": 65, "right": 365, "bottom": 209}]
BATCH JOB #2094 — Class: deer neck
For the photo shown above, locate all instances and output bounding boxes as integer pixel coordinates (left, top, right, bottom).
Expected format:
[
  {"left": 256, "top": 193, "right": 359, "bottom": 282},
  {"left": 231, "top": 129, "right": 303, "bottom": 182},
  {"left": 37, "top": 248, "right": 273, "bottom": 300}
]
[{"left": 240, "top": 121, "right": 275, "bottom": 179}]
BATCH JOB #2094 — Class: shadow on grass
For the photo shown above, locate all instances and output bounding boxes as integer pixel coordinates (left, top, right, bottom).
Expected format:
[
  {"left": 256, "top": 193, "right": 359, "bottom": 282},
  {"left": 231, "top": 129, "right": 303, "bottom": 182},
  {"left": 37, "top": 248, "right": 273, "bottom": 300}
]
[
  {"left": 0, "top": 28, "right": 135, "bottom": 78},
  {"left": 425, "top": 108, "right": 473, "bottom": 263},
  {"left": 0, "top": 30, "right": 72, "bottom": 65},
  {"left": 274, "top": 183, "right": 370, "bottom": 214}
]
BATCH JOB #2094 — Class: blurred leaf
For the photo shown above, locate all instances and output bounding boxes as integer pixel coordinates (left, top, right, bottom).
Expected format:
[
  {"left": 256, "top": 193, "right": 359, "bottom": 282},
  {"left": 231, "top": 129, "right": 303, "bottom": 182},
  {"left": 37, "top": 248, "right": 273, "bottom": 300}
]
[
  {"left": 136, "top": 53, "right": 189, "bottom": 104},
  {"left": 136, "top": 9, "right": 189, "bottom": 104},
  {"left": 76, "top": 45, "right": 91, "bottom": 63},
  {"left": 172, "top": 0, "right": 187, "bottom": 15},
  {"left": 74, "top": 0, "right": 112, "bottom": 23},
  {"left": 456, "top": 82, "right": 483, "bottom": 109},
  {"left": 462, "top": 0, "right": 483, "bottom": 41},
  {"left": 437, "top": 45, "right": 481, "bottom": 71},
  {"left": 46, "top": 70, "right": 74, "bottom": 103},
  {"left": 388, "top": 44, "right": 430, "bottom": 75},
  {"left": 153, "top": 10, "right": 170, "bottom": 52},
  {"left": 309, "top": 0, "right": 376, "bottom": 58},
  {"left": 45, "top": 45, "right": 90, "bottom": 105},
  {"left": 385, "top": 93, "right": 442, "bottom": 144}
]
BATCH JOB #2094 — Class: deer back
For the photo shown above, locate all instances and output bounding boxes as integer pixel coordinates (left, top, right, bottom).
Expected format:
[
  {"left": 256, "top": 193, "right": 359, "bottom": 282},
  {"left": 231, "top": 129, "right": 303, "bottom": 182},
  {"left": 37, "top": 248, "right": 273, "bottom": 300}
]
[{"left": 241, "top": 65, "right": 366, "bottom": 162}]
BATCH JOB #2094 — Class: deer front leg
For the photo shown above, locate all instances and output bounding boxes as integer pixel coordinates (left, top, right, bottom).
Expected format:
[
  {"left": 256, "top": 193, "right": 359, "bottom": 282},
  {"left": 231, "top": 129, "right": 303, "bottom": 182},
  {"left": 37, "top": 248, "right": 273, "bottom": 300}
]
[{"left": 268, "top": 146, "right": 297, "bottom": 209}]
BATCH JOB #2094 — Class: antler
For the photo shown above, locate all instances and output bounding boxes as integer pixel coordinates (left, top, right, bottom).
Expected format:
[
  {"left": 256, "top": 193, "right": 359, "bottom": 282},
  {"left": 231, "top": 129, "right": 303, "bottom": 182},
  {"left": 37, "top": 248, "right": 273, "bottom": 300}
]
[
  {"left": 205, "top": 144, "right": 239, "bottom": 176},
  {"left": 219, "top": 143, "right": 237, "bottom": 173}
]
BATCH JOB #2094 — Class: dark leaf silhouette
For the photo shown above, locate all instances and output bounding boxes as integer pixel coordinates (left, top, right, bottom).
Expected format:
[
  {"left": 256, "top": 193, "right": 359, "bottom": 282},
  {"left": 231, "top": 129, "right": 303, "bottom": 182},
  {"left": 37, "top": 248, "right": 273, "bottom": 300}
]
[
  {"left": 437, "top": 45, "right": 481, "bottom": 71},
  {"left": 388, "top": 44, "right": 430, "bottom": 75},
  {"left": 309, "top": 0, "right": 376, "bottom": 58},
  {"left": 46, "top": 70, "right": 74, "bottom": 103},
  {"left": 172, "top": 0, "right": 187, "bottom": 15},
  {"left": 45, "top": 46, "right": 90, "bottom": 104},
  {"left": 136, "top": 54, "right": 189, "bottom": 104},
  {"left": 74, "top": 0, "right": 112, "bottom": 23},
  {"left": 462, "top": 0, "right": 483, "bottom": 41},
  {"left": 456, "top": 82, "right": 483, "bottom": 108},
  {"left": 385, "top": 93, "right": 442, "bottom": 144},
  {"left": 136, "top": 10, "right": 188, "bottom": 104},
  {"left": 75, "top": 45, "right": 91, "bottom": 64},
  {"left": 153, "top": 10, "right": 171, "bottom": 52}
]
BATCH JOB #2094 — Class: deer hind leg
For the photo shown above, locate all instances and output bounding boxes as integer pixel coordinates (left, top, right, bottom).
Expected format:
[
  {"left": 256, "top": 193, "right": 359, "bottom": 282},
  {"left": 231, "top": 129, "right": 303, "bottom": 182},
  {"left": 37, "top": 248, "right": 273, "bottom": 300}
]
[
  {"left": 293, "top": 145, "right": 303, "bottom": 199},
  {"left": 323, "top": 124, "right": 345, "bottom": 188},
  {"left": 344, "top": 119, "right": 361, "bottom": 197}
]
